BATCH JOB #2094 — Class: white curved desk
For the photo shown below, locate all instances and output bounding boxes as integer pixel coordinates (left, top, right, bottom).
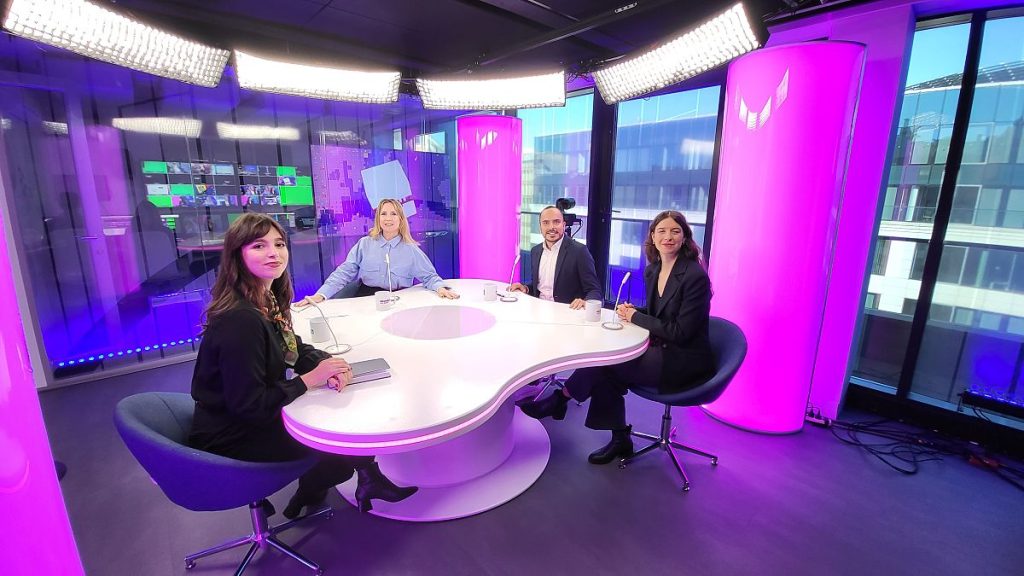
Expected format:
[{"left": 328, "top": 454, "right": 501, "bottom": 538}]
[{"left": 284, "top": 278, "right": 648, "bottom": 521}]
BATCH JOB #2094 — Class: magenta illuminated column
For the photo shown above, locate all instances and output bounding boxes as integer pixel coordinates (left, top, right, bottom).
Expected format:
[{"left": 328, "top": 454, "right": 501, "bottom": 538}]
[
  {"left": 705, "top": 42, "right": 865, "bottom": 433},
  {"left": 0, "top": 182, "right": 84, "bottom": 570},
  {"left": 457, "top": 116, "right": 522, "bottom": 281}
]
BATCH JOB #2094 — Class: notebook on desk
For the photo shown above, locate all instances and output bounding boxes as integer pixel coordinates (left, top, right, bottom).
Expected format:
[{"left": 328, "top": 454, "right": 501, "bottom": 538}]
[{"left": 350, "top": 358, "right": 391, "bottom": 384}]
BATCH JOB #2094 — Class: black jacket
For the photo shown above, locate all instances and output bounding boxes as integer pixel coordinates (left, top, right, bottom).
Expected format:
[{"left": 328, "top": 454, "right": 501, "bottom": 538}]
[
  {"left": 631, "top": 257, "right": 714, "bottom": 392},
  {"left": 188, "top": 304, "right": 330, "bottom": 454},
  {"left": 527, "top": 237, "right": 602, "bottom": 304}
]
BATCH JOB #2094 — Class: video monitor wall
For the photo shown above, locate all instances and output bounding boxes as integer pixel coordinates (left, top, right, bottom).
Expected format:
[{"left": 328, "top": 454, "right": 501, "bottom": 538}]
[{"left": 142, "top": 161, "right": 314, "bottom": 209}]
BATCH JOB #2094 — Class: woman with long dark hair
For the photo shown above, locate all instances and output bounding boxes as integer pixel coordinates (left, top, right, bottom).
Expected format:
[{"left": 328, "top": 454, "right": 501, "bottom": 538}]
[
  {"left": 518, "top": 210, "right": 714, "bottom": 464},
  {"left": 189, "top": 213, "right": 417, "bottom": 516}
]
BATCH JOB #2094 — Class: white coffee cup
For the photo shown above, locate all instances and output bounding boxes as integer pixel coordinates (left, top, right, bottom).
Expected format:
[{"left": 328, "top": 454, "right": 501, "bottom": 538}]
[
  {"left": 375, "top": 290, "right": 397, "bottom": 311},
  {"left": 483, "top": 282, "right": 498, "bottom": 301},
  {"left": 309, "top": 316, "right": 330, "bottom": 343},
  {"left": 585, "top": 299, "right": 602, "bottom": 322}
]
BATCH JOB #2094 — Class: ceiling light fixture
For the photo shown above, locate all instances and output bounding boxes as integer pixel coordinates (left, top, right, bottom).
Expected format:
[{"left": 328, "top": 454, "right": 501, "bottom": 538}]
[
  {"left": 593, "top": 3, "right": 759, "bottom": 104},
  {"left": 234, "top": 51, "right": 400, "bottom": 104},
  {"left": 416, "top": 71, "right": 566, "bottom": 110},
  {"left": 112, "top": 117, "right": 202, "bottom": 138},
  {"left": 3, "top": 0, "right": 229, "bottom": 87},
  {"left": 216, "top": 122, "right": 300, "bottom": 141}
]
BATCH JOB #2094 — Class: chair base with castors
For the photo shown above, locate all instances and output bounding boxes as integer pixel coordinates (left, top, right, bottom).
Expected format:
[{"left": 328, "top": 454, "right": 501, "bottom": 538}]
[
  {"left": 618, "top": 405, "right": 719, "bottom": 492},
  {"left": 533, "top": 373, "right": 581, "bottom": 405},
  {"left": 185, "top": 500, "right": 333, "bottom": 574},
  {"left": 615, "top": 317, "right": 746, "bottom": 492},
  {"left": 114, "top": 392, "right": 336, "bottom": 576}
]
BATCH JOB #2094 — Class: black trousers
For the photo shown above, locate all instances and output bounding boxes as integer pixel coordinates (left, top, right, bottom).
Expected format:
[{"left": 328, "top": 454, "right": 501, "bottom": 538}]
[
  {"left": 565, "top": 346, "right": 666, "bottom": 431},
  {"left": 352, "top": 282, "right": 382, "bottom": 298},
  {"left": 208, "top": 425, "right": 372, "bottom": 501}
]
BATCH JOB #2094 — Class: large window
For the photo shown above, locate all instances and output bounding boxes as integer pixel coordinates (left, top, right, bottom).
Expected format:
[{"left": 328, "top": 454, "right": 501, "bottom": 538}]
[
  {"left": 0, "top": 33, "right": 460, "bottom": 383},
  {"left": 853, "top": 15, "right": 1024, "bottom": 424},
  {"left": 607, "top": 86, "right": 721, "bottom": 306},
  {"left": 516, "top": 92, "right": 593, "bottom": 285},
  {"left": 853, "top": 22, "right": 971, "bottom": 388}
]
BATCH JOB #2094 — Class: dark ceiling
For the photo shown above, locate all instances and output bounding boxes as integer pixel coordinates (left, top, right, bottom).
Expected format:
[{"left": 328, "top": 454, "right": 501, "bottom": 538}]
[{"left": 101, "top": 0, "right": 792, "bottom": 79}]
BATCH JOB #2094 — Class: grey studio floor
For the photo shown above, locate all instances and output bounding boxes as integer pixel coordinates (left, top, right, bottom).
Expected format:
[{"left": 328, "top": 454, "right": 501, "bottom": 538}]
[{"left": 40, "top": 361, "right": 1023, "bottom": 576}]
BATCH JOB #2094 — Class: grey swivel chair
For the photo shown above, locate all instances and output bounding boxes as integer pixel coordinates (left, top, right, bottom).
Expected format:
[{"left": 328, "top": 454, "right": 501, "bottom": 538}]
[
  {"left": 114, "top": 392, "right": 332, "bottom": 575},
  {"left": 619, "top": 317, "right": 748, "bottom": 491}
]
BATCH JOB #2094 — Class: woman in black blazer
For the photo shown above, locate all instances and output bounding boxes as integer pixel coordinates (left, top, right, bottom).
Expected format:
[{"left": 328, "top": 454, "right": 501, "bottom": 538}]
[
  {"left": 519, "top": 210, "right": 714, "bottom": 464},
  {"left": 189, "top": 213, "right": 416, "bottom": 516}
]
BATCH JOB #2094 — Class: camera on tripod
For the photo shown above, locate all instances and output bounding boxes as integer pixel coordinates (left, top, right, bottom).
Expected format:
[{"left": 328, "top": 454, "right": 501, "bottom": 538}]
[{"left": 555, "top": 197, "right": 580, "bottom": 231}]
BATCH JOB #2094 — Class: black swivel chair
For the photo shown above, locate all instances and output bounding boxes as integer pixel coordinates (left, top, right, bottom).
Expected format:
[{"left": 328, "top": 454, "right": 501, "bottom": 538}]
[
  {"left": 114, "top": 392, "right": 333, "bottom": 575},
  {"left": 619, "top": 317, "right": 748, "bottom": 491}
]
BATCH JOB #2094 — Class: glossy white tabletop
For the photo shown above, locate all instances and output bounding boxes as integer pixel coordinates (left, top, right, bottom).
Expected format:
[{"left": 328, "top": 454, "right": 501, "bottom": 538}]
[{"left": 282, "top": 278, "right": 648, "bottom": 454}]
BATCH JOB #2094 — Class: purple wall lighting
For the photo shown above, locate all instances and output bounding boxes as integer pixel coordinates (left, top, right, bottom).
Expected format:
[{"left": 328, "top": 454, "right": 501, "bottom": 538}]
[
  {"left": 705, "top": 42, "right": 865, "bottom": 434},
  {"left": 457, "top": 116, "right": 522, "bottom": 281},
  {"left": 0, "top": 186, "right": 84, "bottom": 571}
]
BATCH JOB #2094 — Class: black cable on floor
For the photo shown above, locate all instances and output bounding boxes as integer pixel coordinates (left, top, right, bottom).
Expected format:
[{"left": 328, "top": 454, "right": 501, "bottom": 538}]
[{"left": 825, "top": 417, "right": 1024, "bottom": 492}]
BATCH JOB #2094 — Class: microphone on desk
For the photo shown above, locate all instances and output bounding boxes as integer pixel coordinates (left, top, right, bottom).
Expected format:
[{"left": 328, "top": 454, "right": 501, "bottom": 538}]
[
  {"left": 499, "top": 253, "right": 521, "bottom": 302},
  {"left": 602, "top": 271, "right": 631, "bottom": 331},
  {"left": 383, "top": 250, "right": 400, "bottom": 304}
]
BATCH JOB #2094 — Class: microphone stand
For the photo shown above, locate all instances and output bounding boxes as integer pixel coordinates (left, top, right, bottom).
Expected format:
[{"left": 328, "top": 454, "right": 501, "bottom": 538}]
[
  {"left": 384, "top": 250, "right": 399, "bottom": 305},
  {"left": 499, "top": 253, "right": 521, "bottom": 302},
  {"left": 602, "top": 271, "right": 631, "bottom": 331}
]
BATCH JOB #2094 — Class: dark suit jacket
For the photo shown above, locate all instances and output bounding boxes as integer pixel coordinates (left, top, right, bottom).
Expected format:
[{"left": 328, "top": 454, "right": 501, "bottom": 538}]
[
  {"left": 527, "top": 237, "right": 602, "bottom": 304},
  {"left": 631, "top": 257, "right": 714, "bottom": 393},
  {"left": 188, "top": 303, "right": 330, "bottom": 456}
]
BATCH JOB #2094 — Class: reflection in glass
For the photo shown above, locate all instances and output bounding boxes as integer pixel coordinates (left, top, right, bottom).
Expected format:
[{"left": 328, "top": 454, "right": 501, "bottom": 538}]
[
  {"left": 0, "top": 34, "right": 461, "bottom": 382},
  {"left": 516, "top": 92, "right": 594, "bottom": 285},
  {"left": 608, "top": 86, "right": 720, "bottom": 307},
  {"left": 852, "top": 23, "right": 970, "bottom": 389}
]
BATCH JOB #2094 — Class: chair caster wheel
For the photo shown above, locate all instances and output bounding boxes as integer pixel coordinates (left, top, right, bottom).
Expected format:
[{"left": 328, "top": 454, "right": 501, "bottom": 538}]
[
  {"left": 185, "top": 560, "right": 196, "bottom": 570},
  {"left": 682, "top": 483, "right": 690, "bottom": 492},
  {"left": 618, "top": 461, "right": 627, "bottom": 469},
  {"left": 711, "top": 457, "right": 719, "bottom": 466},
  {"left": 315, "top": 569, "right": 324, "bottom": 575}
]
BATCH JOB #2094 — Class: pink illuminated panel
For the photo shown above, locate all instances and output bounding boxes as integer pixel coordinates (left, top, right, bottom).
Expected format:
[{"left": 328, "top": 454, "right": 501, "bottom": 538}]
[
  {"left": 0, "top": 183, "right": 84, "bottom": 570},
  {"left": 706, "top": 42, "right": 865, "bottom": 433},
  {"left": 456, "top": 116, "right": 522, "bottom": 281}
]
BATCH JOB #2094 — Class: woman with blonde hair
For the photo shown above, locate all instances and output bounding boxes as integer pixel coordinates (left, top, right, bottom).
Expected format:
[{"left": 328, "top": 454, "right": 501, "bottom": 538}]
[
  {"left": 296, "top": 198, "right": 458, "bottom": 306},
  {"left": 189, "top": 213, "right": 417, "bottom": 516}
]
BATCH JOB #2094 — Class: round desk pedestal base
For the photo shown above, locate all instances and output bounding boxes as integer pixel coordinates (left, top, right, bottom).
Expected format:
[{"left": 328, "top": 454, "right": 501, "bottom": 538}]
[{"left": 335, "top": 410, "right": 549, "bottom": 522}]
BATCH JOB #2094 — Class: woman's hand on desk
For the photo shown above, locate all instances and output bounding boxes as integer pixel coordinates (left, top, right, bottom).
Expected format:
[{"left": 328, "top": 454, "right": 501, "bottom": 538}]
[
  {"left": 616, "top": 303, "right": 636, "bottom": 323},
  {"left": 437, "top": 287, "right": 460, "bottom": 300},
  {"left": 301, "top": 358, "right": 352, "bottom": 392},
  {"left": 293, "top": 294, "right": 326, "bottom": 309}
]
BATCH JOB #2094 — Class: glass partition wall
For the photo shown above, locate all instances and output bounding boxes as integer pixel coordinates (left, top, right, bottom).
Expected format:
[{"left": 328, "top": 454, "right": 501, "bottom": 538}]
[
  {"left": 608, "top": 86, "right": 722, "bottom": 307},
  {"left": 852, "top": 13, "right": 1024, "bottom": 428},
  {"left": 0, "top": 35, "right": 461, "bottom": 384},
  {"left": 516, "top": 91, "right": 594, "bottom": 285}
]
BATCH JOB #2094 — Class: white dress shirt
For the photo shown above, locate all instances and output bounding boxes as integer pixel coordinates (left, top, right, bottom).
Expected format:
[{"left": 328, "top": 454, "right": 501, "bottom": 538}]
[{"left": 537, "top": 236, "right": 564, "bottom": 302}]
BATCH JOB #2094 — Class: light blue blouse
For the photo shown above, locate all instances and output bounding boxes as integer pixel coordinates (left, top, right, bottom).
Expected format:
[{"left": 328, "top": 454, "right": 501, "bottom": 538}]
[{"left": 315, "top": 235, "right": 446, "bottom": 298}]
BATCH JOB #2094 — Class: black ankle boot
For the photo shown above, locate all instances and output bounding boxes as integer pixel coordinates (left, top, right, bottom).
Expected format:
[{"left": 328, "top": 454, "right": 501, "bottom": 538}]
[
  {"left": 355, "top": 462, "right": 418, "bottom": 513},
  {"left": 283, "top": 488, "right": 328, "bottom": 520},
  {"left": 588, "top": 426, "right": 634, "bottom": 465},
  {"left": 519, "top": 390, "right": 570, "bottom": 421}
]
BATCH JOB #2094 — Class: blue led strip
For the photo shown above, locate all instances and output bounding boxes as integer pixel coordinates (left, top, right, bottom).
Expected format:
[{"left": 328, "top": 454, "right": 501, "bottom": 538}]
[{"left": 53, "top": 337, "right": 201, "bottom": 369}]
